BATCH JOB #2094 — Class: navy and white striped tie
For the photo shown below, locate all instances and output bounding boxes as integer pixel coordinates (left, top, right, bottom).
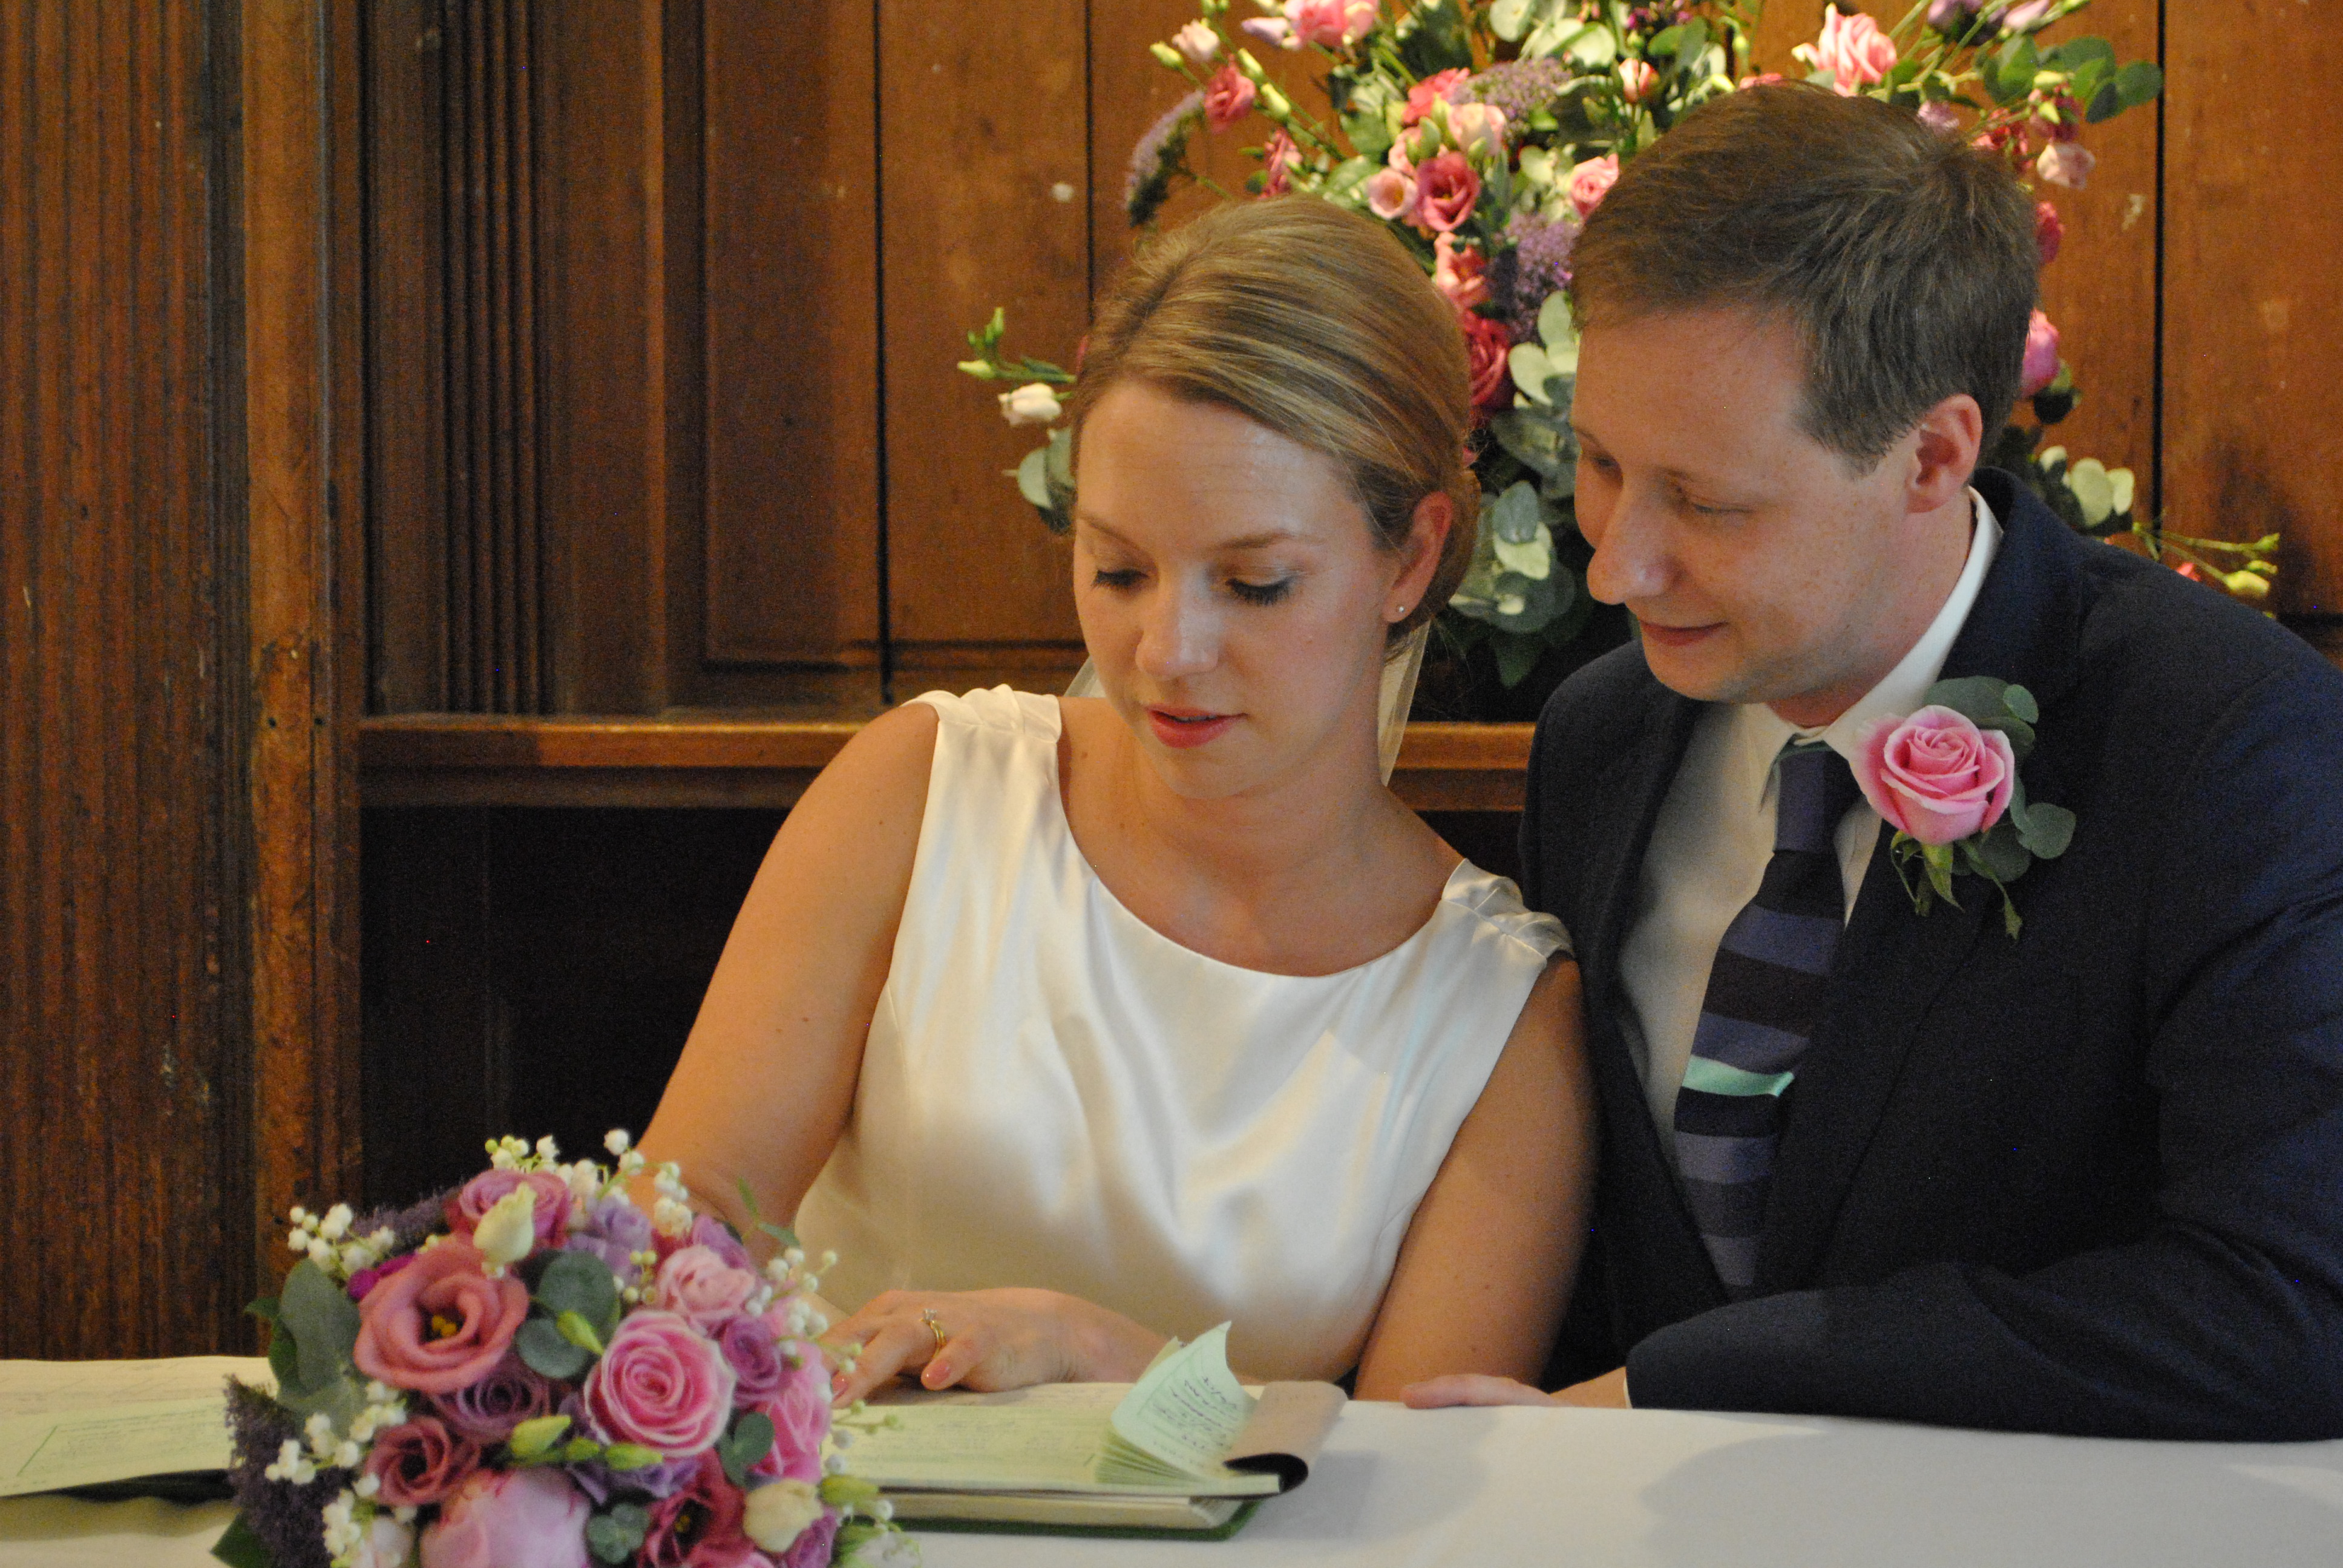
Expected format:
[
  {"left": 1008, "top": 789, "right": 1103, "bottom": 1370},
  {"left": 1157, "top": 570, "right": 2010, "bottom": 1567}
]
[{"left": 1673, "top": 739, "right": 1860, "bottom": 1298}]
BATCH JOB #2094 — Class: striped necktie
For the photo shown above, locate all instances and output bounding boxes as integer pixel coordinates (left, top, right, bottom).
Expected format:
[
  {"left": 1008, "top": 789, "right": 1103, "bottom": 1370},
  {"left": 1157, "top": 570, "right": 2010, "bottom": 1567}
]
[{"left": 1673, "top": 739, "right": 1861, "bottom": 1298}]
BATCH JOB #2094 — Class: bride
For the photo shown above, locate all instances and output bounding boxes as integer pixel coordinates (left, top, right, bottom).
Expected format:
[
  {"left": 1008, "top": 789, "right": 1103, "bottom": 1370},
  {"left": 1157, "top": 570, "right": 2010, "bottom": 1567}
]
[{"left": 639, "top": 198, "right": 1593, "bottom": 1402}]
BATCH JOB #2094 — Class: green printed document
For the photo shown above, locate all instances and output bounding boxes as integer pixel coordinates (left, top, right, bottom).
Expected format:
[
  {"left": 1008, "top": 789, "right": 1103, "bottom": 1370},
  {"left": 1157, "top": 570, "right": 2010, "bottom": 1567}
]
[{"left": 853, "top": 1325, "right": 1347, "bottom": 1535}]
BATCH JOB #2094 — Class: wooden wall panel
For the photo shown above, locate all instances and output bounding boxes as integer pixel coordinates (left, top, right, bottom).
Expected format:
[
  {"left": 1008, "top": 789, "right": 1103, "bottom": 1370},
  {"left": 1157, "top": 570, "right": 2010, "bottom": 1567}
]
[
  {"left": 2163, "top": 1, "right": 2343, "bottom": 619},
  {"left": 879, "top": 0, "right": 1090, "bottom": 688},
  {"left": 0, "top": 1, "right": 239, "bottom": 1357},
  {"left": 696, "top": 1, "right": 882, "bottom": 673}
]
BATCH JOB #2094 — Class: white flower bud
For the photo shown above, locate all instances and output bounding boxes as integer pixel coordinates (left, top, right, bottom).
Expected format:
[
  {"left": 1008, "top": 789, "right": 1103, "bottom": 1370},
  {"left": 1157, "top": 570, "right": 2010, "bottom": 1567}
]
[
  {"left": 998, "top": 382, "right": 1063, "bottom": 427},
  {"left": 320, "top": 1204, "right": 353, "bottom": 1241},
  {"left": 743, "top": 1480, "right": 825, "bottom": 1553},
  {"left": 605, "top": 1128, "right": 632, "bottom": 1156},
  {"left": 473, "top": 1185, "right": 539, "bottom": 1270}
]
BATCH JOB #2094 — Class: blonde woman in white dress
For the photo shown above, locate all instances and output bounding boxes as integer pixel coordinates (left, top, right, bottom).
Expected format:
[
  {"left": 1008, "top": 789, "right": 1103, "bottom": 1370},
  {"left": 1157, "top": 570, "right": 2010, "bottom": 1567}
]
[{"left": 640, "top": 199, "right": 1594, "bottom": 1400}]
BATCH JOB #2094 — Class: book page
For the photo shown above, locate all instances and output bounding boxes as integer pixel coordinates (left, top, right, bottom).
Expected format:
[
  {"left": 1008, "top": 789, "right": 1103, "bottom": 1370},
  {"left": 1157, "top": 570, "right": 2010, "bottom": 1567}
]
[
  {"left": 1105, "top": 1323, "right": 1254, "bottom": 1478},
  {"left": 848, "top": 1385, "right": 1277, "bottom": 1499}
]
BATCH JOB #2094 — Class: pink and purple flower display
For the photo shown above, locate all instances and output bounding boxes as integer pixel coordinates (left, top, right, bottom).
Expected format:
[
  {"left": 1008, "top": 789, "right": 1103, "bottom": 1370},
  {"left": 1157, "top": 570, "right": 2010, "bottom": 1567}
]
[{"left": 219, "top": 1132, "right": 897, "bottom": 1568}]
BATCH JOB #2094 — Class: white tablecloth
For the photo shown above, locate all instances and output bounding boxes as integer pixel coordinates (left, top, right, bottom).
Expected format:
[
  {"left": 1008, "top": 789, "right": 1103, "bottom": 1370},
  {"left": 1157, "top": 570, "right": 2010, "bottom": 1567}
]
[{"left": 6, "top": 1402, "right": 2341, "bottom": 1567}]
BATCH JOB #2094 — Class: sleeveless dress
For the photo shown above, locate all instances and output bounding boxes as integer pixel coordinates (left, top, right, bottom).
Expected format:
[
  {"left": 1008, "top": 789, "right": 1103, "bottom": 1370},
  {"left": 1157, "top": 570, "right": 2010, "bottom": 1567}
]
[{"left": 793, "top": 687, "right": 1568, "bottom": 1380}]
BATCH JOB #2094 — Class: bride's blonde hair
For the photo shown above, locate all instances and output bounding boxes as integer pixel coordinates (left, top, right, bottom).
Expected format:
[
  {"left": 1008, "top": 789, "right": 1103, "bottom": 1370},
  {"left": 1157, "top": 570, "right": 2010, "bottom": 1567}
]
[{"left": 1067, "top": 198, "right": 1478, "bottom": 642}]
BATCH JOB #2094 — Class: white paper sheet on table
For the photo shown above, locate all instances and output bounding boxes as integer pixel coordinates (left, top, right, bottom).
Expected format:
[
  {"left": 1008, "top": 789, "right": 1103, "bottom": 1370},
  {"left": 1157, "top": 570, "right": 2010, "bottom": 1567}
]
[{"left": 0, "top": 1359, "right": 273, "bottom": 1499}]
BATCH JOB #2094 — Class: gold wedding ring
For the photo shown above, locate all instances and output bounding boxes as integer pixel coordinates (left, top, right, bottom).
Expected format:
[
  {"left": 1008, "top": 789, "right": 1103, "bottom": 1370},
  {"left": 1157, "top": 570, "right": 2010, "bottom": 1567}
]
[{"left": 920, "top": 1307, "right": 947, "bottom": 1358}]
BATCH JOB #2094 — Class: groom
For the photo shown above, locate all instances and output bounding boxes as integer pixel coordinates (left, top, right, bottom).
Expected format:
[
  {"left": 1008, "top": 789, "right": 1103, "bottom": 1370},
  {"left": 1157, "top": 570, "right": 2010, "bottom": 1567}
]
[{"left": 1414, "top": 85, "right": 2343, "bottom": 1437}]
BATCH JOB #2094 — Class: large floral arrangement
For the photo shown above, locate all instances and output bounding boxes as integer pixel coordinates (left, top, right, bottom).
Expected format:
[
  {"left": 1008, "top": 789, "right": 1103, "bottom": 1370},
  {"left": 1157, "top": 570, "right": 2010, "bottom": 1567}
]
[
  {"left": 213, "top": 1132, "right": 902, "bottom": 1568},
  {"left": 963, "top": 2, "right": 2275, "bottom": 703}
]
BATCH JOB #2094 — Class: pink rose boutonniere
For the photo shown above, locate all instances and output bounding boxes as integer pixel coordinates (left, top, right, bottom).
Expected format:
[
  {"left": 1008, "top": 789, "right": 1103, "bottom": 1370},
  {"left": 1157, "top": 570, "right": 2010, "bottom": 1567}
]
[{"left": 1853, "top": 678, "right": 2076, "bottom": 936}]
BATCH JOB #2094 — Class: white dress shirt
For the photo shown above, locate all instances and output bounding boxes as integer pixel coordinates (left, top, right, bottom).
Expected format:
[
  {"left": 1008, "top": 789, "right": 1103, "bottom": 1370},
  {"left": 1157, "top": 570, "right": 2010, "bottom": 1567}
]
[{"left": 1619, "top": 490, "right": 2003, "bottom": 1146}]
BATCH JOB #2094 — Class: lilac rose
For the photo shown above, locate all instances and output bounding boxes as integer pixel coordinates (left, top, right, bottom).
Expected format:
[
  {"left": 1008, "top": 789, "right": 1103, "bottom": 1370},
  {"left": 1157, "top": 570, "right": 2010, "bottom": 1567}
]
[
  {"left": 430, "top": 1351, "right": 555, "bottom": 1444},
  {"left": 690, "top": 1213, "right": 754, "bottom": 1272},
  {"left": 716, "top": 1315, "right": 787, "bottom": 1405},
  {"left": 565, "top": 1195, "right": 656, "bottom": 1285}
]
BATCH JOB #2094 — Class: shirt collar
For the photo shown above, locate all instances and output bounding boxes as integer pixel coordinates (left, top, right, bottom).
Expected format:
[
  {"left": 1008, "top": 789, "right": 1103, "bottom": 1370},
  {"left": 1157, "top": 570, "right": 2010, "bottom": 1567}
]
[{"left": 1745, "top": 486, "right": 2005, "bottom": 766}]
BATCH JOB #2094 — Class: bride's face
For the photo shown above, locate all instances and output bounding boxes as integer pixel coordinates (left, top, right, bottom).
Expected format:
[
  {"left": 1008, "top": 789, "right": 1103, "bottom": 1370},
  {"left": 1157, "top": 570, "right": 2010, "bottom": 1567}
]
[{"left": 1071, "top": 380, "right": 1441, "bottom": 798}]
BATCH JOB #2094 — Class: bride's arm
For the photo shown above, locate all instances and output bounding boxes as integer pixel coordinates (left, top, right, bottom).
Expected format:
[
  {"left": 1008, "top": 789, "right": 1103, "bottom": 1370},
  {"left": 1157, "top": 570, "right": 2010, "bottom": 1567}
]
[
  {"left": 1349, "top": 955, "right": 1596, "bottom": 1400},
  {"left": 635, "top": 702, "right": 940, "bottom": 1256}
]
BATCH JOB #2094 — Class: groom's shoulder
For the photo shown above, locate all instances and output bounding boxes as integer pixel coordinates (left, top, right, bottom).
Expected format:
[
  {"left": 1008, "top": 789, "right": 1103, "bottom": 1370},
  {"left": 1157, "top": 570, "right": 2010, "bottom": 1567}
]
[{"left": 1530, "top": 641, "right": 1673, "bottom": 765}]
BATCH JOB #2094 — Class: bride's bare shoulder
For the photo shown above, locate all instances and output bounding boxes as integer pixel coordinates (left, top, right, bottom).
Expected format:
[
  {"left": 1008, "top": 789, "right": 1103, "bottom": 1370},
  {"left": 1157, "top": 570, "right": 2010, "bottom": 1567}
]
[{"left": 790, "top": 700, "right": 940, "bottom": 845}]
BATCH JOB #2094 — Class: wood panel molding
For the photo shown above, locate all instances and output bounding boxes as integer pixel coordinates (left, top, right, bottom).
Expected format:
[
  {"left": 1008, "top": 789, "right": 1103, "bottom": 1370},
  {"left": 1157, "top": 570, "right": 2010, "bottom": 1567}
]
[{"left": 358, "top": 713, "right": 1530, "bottom": 811}]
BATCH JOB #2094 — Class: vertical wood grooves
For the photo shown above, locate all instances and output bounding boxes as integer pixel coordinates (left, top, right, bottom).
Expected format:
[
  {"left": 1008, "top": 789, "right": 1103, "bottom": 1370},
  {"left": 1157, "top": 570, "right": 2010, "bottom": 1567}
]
[{"left": 434, "top": 0, "right": 543, "bottom": 713}]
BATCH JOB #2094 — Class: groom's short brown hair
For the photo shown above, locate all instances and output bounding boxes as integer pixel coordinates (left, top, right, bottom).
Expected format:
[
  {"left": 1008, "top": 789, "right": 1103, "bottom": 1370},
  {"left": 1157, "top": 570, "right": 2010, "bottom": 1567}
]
[{"left": 1568, "top": 83, "right": 2039, "bottom": 466}]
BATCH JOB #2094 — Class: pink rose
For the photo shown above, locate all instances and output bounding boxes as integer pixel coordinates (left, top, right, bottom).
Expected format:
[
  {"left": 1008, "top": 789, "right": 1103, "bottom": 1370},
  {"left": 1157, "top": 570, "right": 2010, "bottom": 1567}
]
[
  {"left": 1917, "top": 100, "right": 1960, "bottom": 135},
  {"left": 421, "top": 1467, "right": 591, "bottom": 1568},
  {"left": 1618, "top": 58, "right": 1659, "bottom": 104},
  {"left": 1460, "top": 312, "right": 1514, "bottom": 417},
  {"left": 2001, "top": 0, "right": 2053, "bottom": 30},
  {"left": 2035, "top": 140, "right": 2094, "bottom": 189},
  {"left": 1284, "top": 0, "right": 1375, "bottom": 48},
  {"left": 2034, "top": 199, "right": 2063, "bottom": 266},
  {"left": 1738, "top": 72, "right": 1785, "bottom": 90},
  {"left": 1799, "top": 7, "right": 1898, "bottom": 95},
  {"left": 1260, "top": 129, "right": 1299, "bottom": 197},
  {"left": 1403, "top": 68, "right": 1471, "bottom": 126},
  {"left": 353, "top": 1241, "right": 528, "bottom": 1394},
  {"left": 445, "top": 1168, "right": 572, "bottom": 1248},
  {"left": 1364, "top": 165, "right": 1417, "bottom": 222},
  {"left": 1567, "top": 153, "right": 1618, "bottom": 220},
  {"left": 1238, "top": 16, "right": 1294, "bottom": 49},
  {"left": 1432, "top": 234, "right": 1489, "bottom": 312},
  {"left": 364, "top": 1416, "right": 482, "bottom": 1508},
  {"left": 1202, "top": 64, "right": 1255, "bottom": 132},
  {"left": 644, "top": 1452, "right": 763, "bottom": 1568},
  {"left": 583, "top": 1309, "right": 737, "bottom": 1457},
  {"left": 1853, "top": 705, "right": 2017, "bottom": 845},
  {"left": 657, "top": 1244, "right": 760, "bottom": 1333},
  {"left": 1448, "top": 102, "right": 1507, "bottom": 158},
  {"left": 2019, "top": 309, "right": 2060, "bottom": 396},
  {"left": 749, "top": 1349, "right": 833, "bottom": 1486},
  {"left": 1412, "top": 150, "right": 1479, "bottom": 233}
]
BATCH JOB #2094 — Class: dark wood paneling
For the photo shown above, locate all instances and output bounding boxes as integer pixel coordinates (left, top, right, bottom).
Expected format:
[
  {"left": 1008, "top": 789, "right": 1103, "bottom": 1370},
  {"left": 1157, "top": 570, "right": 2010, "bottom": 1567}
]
[
  {"left": 879, "top": 0, "right": 1090, "bottom": 682},
  {"left": 2163, "top": 1, "right": 2343, "bottom": 618},
  {"left": 696, "top": 1, "right": 882, "bottom": 671},
  {"left": 0, "top": 0, "right": 239, "bottom": 1357},
  {"left": 244, "top": 0, "right": 366, "bottom": 1299}
]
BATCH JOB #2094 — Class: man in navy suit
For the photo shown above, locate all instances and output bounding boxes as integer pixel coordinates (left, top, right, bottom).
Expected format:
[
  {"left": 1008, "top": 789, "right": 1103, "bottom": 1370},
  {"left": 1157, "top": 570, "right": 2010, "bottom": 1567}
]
[{"left": 1406, "top": 85, "right": 2343, "bottom": 1437}]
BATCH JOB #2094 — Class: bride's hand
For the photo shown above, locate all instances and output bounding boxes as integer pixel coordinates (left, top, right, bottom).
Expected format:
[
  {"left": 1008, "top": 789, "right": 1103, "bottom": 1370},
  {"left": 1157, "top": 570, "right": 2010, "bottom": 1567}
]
[{"left": 824, "top": 1288, "right": 1170, "bottom": 1406}]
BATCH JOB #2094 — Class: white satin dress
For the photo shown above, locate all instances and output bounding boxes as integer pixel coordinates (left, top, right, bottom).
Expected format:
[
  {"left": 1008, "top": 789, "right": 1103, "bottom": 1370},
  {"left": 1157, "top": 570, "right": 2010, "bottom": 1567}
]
[{"left": 793, "top": 687, "right": 1568, "bottom": 1380}]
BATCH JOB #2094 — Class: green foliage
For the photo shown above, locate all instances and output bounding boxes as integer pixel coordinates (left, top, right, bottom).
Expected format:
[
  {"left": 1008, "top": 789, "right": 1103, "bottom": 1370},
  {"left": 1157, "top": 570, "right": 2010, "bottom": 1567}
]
[
  {"left": 717, "top": 1410, "right": 778, "bottom": 1489},
  {"left": 1014, "top": 427, "right": 1076, "bottom": 535},
  {"left": 263, "top": 1260, "right": 365, "bottom": 1426},
  {"left": 210, "top": 1514, "right": 278, "bottom": 1568},
  {"left": 956, "top": 308, "right": 1073, "bottom": 386},
  {"left": 517, "top": 1316, "right": 594, "bottom": 1381},
  {"left": 587, "top": 1503, "right": 652, "bottom": 1565},
  {"left": 736, "top": 1175, "right": 800, "bottom": 1255}
]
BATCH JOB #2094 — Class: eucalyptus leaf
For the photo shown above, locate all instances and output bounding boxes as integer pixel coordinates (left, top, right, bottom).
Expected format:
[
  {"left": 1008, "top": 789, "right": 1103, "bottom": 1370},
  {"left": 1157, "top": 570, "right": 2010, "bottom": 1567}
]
[
  {"left": 2115, "top": 59, "right": 2163, "bottom": 108},
  {"left": 1493, "top": 632, "right": 1548, "bottom": 688},
  {"left": 278, "top": 1259, "right": 361, "bottom": 1399},
  {"left": 1014, "top": 443, "right": 1055, "bottom": 512},
  {"left": 516, "top": 1316, "right": 594, "bottom": 1381},
  {"left": 1537, "top": 292, "right": 1579, "bottom": 361},
  {"left": 2017, "top": 802, "right": 2076, "bottom": 859},
  {"left": 1968, "top": 820, "right": 2034, "bottom": 883},
  {"left": 2086, "top": 80, "right": 2124, "bottom": 123},
  {"left": 586, "top": 1513, "right": 644, "bottom": 1566},
  {"left": 2003, "top": 684, "right": 2040, "bottom": 724},
  {"left": 1488, "top": 410, "right": 1567, "bottom": 476},
  {"left": 1508, "top": 344, "right": 1557, "bottom": 407},
  {"left": 1562, "top": 22, "right": 1618, "bottom": 68},
  {"left": 1922, "top": 676, "right": 2013, "bottom": 726},
  {"left": 719, "top": 1411, "right": 777, "bottom": 1488},
  {"left": 1490, "top": 0, "right": 1539, "bottom": 42},
  {"left": 1489, "top": 481, "right": 1545, "bottom": 544},
  {"left": 536, "top": 1250, "right": 622, "bottom": 1338}
]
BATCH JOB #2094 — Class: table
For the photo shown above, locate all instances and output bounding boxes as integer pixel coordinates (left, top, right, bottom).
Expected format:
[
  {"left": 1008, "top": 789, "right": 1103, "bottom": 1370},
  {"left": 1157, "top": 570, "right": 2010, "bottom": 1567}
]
[{"left": 5, "top": 1402, "right": 2341, "bottom": 1567}]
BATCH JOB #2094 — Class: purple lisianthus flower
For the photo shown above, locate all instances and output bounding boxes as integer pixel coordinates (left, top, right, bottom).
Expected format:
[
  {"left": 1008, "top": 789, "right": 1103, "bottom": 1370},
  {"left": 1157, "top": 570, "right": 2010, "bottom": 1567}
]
[
  {"left": 561, "top": 1394, "right": 697, "bottom": 1505},
  {"left": 346, "top": 1250, "right": 416, "bottom": 1302},
  {"left": 1927, "top": 0, "right": 1980, "bottom": 27},
  {"left": 691, "top": 1212, "right": 754, "bottom": 1272},
  {"left": 716, "top": 1313, "right": 786, "bottom": 1405},
  {"left": 778, "top": 1508, "right": 842, "bottom": 1568},
  {"left": 563, "top": 1194, "right": 655, "bottom": 1285},
  {"left": 430, "top": 1350, "right": 556, "bottom": 1444}
]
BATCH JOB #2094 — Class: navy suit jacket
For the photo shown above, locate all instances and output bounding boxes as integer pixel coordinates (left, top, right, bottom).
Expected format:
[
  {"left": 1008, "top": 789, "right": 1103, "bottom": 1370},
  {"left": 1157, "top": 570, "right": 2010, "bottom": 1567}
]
[{"left": 1520, "top": 468, "right": 2343, "bottom": 1439}]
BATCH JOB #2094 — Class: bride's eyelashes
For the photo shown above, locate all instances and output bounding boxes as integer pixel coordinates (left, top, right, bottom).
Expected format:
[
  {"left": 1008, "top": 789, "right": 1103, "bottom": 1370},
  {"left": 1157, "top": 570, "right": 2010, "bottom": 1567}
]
[{"left": 1087, "top": 566, "right": 1299, "bottom": 606}]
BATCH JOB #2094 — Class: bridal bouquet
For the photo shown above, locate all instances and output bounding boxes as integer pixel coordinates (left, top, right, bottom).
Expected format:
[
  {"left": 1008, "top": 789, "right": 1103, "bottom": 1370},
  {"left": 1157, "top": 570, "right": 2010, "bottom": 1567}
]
[
  {"left": 214, "top": 1132, "right": 902, "bottom": 1568},
  {"left": 963, "top": 2, "right": 2264, "bottom": 699}
]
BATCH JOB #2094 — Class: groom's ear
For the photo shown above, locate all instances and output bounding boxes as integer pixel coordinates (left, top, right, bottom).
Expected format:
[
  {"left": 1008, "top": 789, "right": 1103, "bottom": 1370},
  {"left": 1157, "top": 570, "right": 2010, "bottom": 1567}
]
[{"left": 1904, "top": 391, "right": 1984, "bottom": 516}]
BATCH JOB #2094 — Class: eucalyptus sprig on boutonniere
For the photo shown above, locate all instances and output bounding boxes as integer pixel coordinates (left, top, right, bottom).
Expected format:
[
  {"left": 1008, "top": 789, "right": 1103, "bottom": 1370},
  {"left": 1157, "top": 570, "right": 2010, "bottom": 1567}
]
[{"left": 1852, "top": 677, "right": 2075, "bottom": 938}]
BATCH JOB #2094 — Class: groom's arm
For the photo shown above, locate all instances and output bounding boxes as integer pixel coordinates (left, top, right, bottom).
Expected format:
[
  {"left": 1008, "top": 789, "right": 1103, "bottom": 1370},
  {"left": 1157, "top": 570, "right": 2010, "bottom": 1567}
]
[{"left": 1627, "top": 659, "right": 2343, "bottom": 1440}]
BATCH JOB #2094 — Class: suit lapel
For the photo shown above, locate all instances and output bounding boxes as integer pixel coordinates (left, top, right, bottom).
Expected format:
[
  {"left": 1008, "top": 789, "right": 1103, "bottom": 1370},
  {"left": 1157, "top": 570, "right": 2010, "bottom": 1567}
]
[
  {"left": 1576, "top": 672, "right": 1719, "bottom": 1298},
  {"left": 1757, "top": 470, "right": 2091, "bottom": 1290}
]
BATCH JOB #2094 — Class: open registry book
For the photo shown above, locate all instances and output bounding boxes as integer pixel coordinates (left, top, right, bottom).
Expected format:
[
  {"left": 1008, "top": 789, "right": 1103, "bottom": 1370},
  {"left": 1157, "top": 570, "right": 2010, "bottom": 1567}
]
[
  {"left": 0, "top": 1356, "right": 274, "bottom": 1498},
  {"left": 851, "top": 1324, "right": 1346, "bottom": 1534}
]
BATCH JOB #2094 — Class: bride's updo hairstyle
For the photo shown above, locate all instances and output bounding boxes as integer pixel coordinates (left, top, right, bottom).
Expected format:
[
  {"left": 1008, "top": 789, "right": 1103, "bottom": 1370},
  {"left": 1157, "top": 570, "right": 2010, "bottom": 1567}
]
[{"left": 1066, "top": 198, "right": 1478, "bottom": 644}]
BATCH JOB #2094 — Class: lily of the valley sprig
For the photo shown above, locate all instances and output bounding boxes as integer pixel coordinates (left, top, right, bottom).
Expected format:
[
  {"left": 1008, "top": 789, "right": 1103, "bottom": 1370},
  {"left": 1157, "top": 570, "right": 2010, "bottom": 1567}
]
[{"left": 1853, "top": 676, "right": 2076, "bottom": 938}]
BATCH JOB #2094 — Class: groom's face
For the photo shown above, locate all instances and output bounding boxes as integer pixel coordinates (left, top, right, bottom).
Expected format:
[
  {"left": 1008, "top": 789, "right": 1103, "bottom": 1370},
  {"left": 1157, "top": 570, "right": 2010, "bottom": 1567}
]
[{"left": 1570, "top": 304, "right": 1942, "bottom": 724}]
